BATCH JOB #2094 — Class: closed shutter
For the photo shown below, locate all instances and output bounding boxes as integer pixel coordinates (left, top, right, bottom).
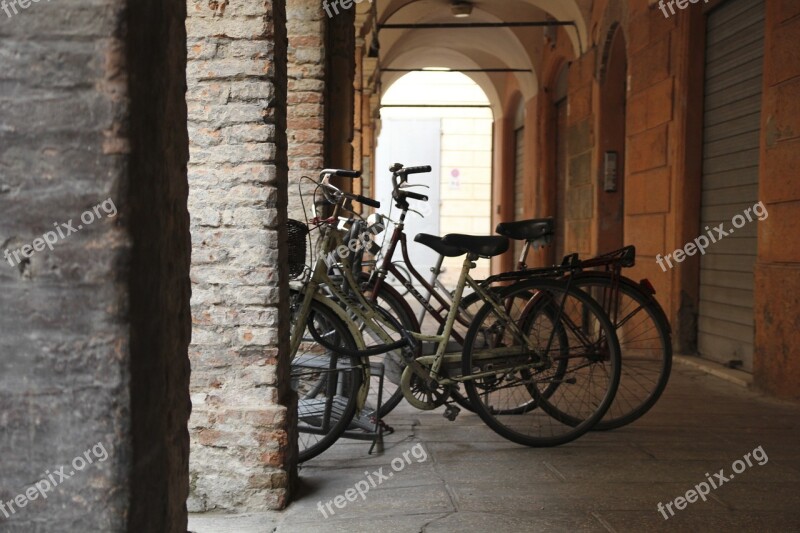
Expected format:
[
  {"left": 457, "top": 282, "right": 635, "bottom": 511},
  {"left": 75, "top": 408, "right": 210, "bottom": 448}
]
[{"left": 698, "top": 0, "right": 764, "bottom": 371}]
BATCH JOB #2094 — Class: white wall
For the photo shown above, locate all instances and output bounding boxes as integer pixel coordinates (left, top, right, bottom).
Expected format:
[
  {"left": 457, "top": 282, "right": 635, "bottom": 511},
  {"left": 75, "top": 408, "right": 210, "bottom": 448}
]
[{"left": 378, "top": 71, "right": 493, "bottom": 287}]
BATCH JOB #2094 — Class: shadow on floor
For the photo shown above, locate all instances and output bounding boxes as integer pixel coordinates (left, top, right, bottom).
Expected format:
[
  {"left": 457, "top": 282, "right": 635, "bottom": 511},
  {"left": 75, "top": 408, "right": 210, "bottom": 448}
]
[{"left": 189, "top": 364, "right": 800, "bottom": 533}]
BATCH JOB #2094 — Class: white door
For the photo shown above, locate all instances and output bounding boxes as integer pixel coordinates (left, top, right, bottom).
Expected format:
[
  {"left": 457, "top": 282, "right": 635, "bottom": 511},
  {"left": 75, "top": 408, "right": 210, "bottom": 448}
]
[{"left": 374, "top": 118, "right": 442, "bottom": 285}]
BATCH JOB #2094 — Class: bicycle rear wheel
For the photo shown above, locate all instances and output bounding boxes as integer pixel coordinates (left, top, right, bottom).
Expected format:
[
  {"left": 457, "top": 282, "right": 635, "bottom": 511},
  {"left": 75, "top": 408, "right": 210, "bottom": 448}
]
[
  {"left": 437, "top": 290, "right": 484, "bottom": 412},
  {"left": 291, "top": 295, "right": 363, "bottom": 462},
  {"left": 573, "top": 274, "right": 672, "bottom": 430},
  {"left": 462, "top": 279, "right": 621, "bottom": 447}
]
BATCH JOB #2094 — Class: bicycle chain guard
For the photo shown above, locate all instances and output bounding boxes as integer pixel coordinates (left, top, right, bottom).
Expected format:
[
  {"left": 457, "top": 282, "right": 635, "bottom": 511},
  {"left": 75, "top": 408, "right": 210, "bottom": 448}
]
[{"left": 400, "top": 365, "right": 451, "bottom": 410}]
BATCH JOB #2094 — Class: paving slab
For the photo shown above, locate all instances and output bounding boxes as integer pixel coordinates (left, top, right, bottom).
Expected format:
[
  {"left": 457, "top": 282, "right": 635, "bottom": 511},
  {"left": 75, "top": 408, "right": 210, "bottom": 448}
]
[{"left": 189, "top": 365, "right": 800, "bottom": 533}]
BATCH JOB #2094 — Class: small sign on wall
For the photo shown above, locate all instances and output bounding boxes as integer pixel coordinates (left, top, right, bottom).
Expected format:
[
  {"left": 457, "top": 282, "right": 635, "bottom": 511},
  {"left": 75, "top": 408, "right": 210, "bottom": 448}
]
[
  {"left": 604, "top": 151, "right": 618, "bottom": 192},
  {"left": 450, "top": 168, "right": 461, "bottom": 190}
]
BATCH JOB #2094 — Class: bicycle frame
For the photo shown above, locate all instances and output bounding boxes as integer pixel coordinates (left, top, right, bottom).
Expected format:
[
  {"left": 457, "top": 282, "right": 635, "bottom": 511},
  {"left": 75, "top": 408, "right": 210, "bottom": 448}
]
[
  {"left": 367, "top": 210, "right": 474, "bottom": 345},
  {"left": 298, "top": 218, "right": 558, "bottom": 390},
  {"left": 397, "top": 250, "right": 557, "bottom": 386},
  {"left": 292, "top": 181, "right": 580, "bottom": 411}
]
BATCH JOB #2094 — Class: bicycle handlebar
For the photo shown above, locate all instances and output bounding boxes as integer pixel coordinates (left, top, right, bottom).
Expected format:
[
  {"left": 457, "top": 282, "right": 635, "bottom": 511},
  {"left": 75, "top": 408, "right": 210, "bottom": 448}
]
[
  {"left": 403, "top": 165, "right": 432, "bottom": 175},
  {"left": 399, "top": 190, "right": 428, "bottom": 202},
  {"left": 320, "top": 168, "right": 361, "bottom": 179},
  {"left": 389, "top": 163, "right": 432, "bottom": 211},
  {"left": 318, "top": 174, "right": 380, "bottom": 210},
  {"left": 353, "top": 194, "right": 380, "bottom": 209}
]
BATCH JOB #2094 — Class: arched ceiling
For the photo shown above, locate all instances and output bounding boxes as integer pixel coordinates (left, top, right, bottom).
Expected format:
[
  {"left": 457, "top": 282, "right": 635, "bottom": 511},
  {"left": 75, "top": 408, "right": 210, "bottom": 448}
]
[
  {"left": 381, "top": 48, "right": 506, "bottom": 117},
  {"left": 368, "top": 0, "right": 589, "bottom": 116}
]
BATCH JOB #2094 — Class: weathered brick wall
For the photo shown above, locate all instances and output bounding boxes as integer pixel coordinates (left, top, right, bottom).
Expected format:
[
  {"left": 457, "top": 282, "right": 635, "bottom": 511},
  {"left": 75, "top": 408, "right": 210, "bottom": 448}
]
[
  {"left": 187, "top": 0, "right": 294, "bottom": 512},
  {"left": 0, "top": 0, "right": 191, "bottom": 530},
  {"left": 564, "top": 48, "right": 595, "bottom": 257},
  {"left": 287, "top": 0, "right": 326, "bottom": 222}
]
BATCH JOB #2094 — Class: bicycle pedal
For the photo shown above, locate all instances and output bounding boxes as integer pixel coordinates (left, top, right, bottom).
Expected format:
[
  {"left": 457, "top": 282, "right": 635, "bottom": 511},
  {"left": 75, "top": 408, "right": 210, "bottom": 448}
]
[
  {"left": 443, "top": 404, "right": 461, "bottom": 422},
  {"left": 370, "top": 417, "right": 395, "bottom": 434}
]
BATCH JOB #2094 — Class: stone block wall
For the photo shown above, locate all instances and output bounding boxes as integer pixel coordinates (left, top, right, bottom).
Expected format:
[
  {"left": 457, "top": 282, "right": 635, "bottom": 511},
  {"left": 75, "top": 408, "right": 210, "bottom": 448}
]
[
  {"left": 0, "top": 0, "right": 191, "bottom": 530},
  {"left": 754, "top": 0, "right": 800, "bottom": 400},
  {"left": 564, "top": 49, "right": 595, "bottom": 258},
  {"left": 0, "top": 1, "right": 131, "bottom": 528},
  {"left": 187, "top": 0, "right": 294, "bottom": 512}
]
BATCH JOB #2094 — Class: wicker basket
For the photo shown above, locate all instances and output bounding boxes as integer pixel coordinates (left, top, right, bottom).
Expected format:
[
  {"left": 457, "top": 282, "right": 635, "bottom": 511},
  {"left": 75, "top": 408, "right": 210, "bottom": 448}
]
[{"left": 287, "top": 219, "right": 309, "bottom": 279}]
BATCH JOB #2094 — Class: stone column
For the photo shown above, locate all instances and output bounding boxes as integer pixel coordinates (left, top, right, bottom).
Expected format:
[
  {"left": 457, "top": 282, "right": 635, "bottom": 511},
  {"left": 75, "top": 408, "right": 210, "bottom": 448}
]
[
  {"left": 0, "top": 0, "right": 191, "bottom": 530},
  {"left": 187, "top": 0, "right": 294, "bottom": 512}
]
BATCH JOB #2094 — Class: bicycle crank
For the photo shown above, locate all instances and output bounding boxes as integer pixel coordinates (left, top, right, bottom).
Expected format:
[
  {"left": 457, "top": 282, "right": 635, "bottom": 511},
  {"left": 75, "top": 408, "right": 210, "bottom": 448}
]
[{"left": 400, "top": 366, "right": 451, "bottom": 410}]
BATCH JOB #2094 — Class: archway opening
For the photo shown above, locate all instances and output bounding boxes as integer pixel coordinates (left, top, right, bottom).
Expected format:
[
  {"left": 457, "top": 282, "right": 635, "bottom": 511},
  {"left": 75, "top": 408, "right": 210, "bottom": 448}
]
[{"left": 375, "top": 70, "right": 494, "bottom": 288}]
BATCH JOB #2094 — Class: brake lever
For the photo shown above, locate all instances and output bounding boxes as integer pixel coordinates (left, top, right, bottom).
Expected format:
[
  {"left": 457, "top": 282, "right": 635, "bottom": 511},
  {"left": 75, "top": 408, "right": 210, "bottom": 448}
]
[
  {"left": 406, "top": 208, "right": 424, "bottom": 218},
  {"left": 319, "top": 175, "right": 345, "bottom": 205},
  {"left": 399, "top": 183, "right": 430, "bottom": 190}
]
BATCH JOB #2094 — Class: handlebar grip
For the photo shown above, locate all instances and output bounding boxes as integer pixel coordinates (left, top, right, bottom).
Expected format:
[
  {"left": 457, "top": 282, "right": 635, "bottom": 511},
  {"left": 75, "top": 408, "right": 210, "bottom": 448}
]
[
  {"left": 355, "top": 194, "right": 380, "bottom": 209},
  {"left": 403, "top": 191, "right": 428, "bottom": 202},
  {"left": 335, "top": 169, "right": 361, "bottom": 178},
  {"left": 403, "top": 165, "right": 431, "bottom": 175}
]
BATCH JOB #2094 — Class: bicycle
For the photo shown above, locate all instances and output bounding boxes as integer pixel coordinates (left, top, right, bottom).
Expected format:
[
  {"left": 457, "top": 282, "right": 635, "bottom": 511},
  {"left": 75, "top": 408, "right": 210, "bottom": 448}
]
[
  {"left": 289, "top": 168, "right": 397, "bottom": 462},
  {"left": 289, "top": 168, "right": 623, "bottom": 457},
  {"left": 470, "top": 218, "right": 672, "bottom": 430},
  {"left": 359, "top": 163, "right": 671, "bottom": 430}
]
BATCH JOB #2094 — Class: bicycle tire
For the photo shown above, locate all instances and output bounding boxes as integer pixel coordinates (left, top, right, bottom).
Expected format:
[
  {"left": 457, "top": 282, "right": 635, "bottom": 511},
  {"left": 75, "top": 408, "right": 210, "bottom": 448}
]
[
  {"left": 446, "top": 288, "right": 538, "bottom": 412},
  {"left": 462, "top": 279, "right": 621, "bottom": 447},
  {"left": 291, "top": 296, "right": 363, "bottom": 462},
  {"left": 358, "top": 273, "right": 423, "bottom": 416},
  {"left": 572, "top": 274, "right": 672, "bottom": 430}
]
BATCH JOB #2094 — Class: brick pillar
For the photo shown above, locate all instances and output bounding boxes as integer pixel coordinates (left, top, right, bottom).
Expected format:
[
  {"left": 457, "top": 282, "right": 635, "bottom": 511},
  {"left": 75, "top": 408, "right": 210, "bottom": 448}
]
[
  {"left": 187, "top": 0, "right": 294, "bottom": 511},
  {"left": 287, "top": 0, "right": 326, "bottom": 221},
  {"left": 0, "top": 0, "right": 190, "bottom": 530}
]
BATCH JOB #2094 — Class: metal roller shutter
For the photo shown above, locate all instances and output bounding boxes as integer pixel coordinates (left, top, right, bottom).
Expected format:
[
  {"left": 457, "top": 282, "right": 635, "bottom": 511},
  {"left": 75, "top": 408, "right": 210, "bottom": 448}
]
[{"left": 698, "top": 0, "right": 764, "bottom": 371}]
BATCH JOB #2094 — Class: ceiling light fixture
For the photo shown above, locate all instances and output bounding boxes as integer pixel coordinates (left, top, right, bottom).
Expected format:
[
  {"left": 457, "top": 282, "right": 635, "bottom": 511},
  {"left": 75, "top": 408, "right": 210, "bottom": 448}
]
[
  {"left": 367, "top": 32, "right": 380, "bottom": 58},
  {"left": 451, "top": 1, "right": 472, "bottom": 18}
]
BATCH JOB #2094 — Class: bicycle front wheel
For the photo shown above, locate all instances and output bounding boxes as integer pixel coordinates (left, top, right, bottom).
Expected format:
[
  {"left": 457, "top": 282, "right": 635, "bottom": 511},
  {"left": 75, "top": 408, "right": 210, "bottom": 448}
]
[
  {"left": 462, "top": 279, "right": 621, "bottom": 447},
  {"left": 291, "top": 294, "right": 363, "bottom": 462},
  {"left": 359, "top": 274, "right": 422, "bottom": 417}
]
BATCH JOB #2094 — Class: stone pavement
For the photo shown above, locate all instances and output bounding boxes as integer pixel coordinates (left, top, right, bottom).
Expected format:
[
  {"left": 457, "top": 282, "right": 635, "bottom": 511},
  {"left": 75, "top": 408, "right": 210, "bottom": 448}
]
[{"left": 189, "top": 362, "right": 800, "bottom": 533}]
